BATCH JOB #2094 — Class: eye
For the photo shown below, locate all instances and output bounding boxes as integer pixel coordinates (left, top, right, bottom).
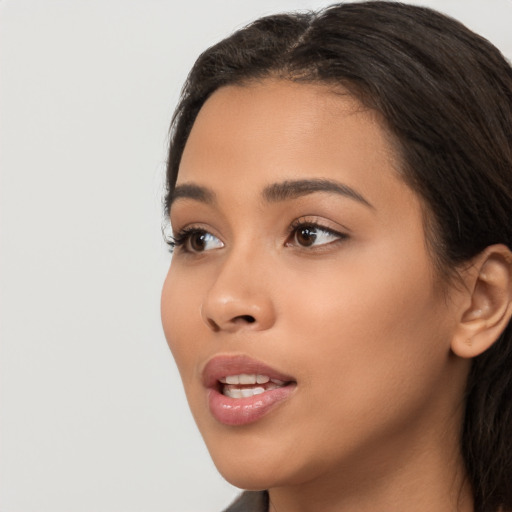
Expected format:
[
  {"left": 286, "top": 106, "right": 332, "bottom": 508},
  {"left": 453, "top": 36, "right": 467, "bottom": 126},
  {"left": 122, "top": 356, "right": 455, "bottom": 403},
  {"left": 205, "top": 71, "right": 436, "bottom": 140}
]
[
  {"left": 169, "top": 228, "right": 224, "bottom": 253},
  {"left": 288, "top": 222, "right": 347, "bottom": 248}
]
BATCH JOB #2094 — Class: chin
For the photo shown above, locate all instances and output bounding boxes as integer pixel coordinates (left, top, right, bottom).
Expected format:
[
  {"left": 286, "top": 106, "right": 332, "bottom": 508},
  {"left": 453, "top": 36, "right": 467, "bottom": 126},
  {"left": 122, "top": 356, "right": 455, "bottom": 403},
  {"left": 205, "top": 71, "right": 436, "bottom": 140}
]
[
  {"left": 218, "top": 469, "right": 273, "bottom": 491},
  {"left": 201, "top": 427, "right": 316, "bottom": 491},
  {"left": 213, "top": 457, "right": 296, "bottom": 491},
  {"left": 202, "top": 433, "right": 280, "bottom": 488}
]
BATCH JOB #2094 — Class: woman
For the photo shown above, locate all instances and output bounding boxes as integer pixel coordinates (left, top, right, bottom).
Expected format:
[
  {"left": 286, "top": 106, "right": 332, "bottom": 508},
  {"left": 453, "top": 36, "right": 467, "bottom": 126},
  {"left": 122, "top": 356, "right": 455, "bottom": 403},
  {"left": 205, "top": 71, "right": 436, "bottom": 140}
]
[{"left": 161, "top": 2, "right": 512, "bottom": 511}]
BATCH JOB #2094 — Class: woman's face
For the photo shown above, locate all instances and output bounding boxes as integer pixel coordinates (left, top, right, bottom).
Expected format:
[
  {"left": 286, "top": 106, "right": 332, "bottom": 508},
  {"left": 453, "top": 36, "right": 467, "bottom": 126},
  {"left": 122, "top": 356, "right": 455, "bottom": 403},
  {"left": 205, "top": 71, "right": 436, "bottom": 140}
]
[{"left": 161, "top": 80, "right": 467, "bottom": 490}]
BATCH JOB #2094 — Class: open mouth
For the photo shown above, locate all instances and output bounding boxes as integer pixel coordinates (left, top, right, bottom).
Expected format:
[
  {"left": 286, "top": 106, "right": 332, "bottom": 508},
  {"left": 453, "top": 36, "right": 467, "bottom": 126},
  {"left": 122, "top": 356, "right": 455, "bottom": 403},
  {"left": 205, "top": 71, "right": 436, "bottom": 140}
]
[
  {"left": 203, "top": 355, "right": 297, "bottom": 425},
  {"left": 219, "top": 374, "right": 288, "bottom": 398}
]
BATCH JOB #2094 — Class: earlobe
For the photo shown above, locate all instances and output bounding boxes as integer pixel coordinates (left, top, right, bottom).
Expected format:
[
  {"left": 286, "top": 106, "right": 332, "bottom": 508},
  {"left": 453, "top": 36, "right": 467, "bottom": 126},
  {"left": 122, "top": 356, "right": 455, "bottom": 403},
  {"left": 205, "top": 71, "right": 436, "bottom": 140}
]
[{"left": 451, "top": 244, "right": 512, "bottom": 359}]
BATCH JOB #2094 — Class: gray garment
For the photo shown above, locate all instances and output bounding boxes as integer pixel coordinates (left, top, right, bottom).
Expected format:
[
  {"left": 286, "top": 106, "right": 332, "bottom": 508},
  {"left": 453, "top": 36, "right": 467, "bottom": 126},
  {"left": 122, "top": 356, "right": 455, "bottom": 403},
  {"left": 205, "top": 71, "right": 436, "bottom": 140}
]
[{"left": 223, "top": 491, "right": 268, "bottom": 512}]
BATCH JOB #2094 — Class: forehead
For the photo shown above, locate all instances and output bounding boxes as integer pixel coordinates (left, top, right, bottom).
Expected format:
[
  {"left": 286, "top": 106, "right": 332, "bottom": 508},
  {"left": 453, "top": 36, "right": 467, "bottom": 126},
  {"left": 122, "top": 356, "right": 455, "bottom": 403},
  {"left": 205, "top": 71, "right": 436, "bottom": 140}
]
[
  {"left": 177, "top": 80, "right": 405, "bottom": 210},
  {"left": 180, "top": 80, "right": 398, "bottom": 173}
]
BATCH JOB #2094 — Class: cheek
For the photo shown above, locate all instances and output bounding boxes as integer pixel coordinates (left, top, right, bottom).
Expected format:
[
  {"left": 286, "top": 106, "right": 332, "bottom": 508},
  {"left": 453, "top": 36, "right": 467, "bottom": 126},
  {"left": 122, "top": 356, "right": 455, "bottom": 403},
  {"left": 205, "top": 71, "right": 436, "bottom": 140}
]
[
  {"left": 279, "top": 241, "right": 451, "bottom": 417},
  {"left": 259, "top": 259, "right": 453, "bottom": 480},
  {"left": 161, "top": 266, "right": 203, "bottom": 381}
]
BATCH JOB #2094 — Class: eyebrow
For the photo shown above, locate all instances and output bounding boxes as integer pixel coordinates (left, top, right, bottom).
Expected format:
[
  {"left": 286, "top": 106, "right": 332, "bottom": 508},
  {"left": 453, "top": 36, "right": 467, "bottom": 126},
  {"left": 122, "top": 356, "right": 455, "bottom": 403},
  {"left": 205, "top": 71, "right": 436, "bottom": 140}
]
[
  {"left": 169, "top": 178, "right": 373, "bottom": 210},
  {"left": 168, "top": 183, "right": 216, "bottom": 209},
  {"left": 263, "top": 179, "right": 373, "bottom": 208}
]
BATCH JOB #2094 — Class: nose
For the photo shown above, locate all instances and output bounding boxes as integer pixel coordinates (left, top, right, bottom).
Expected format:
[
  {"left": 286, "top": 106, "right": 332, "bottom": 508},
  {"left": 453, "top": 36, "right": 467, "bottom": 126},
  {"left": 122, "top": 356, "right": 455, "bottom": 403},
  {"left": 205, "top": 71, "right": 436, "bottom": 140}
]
[{"left": 200, "top": 252, "right": 276, "bottom": 333}]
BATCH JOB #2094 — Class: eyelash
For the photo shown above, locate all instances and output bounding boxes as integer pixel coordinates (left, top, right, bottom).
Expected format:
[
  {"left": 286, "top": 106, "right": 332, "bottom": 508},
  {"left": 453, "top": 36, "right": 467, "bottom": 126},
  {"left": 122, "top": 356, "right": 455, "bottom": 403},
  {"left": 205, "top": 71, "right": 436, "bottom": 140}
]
[
  {"left": 166, "top": 219, "right": 348, "bottom": 254},
  {"left": 166, "top": 226, "right": 209, "bottom": 253},
  {"left": 287, "top": 218, "right": 348, "bottom": 248}
]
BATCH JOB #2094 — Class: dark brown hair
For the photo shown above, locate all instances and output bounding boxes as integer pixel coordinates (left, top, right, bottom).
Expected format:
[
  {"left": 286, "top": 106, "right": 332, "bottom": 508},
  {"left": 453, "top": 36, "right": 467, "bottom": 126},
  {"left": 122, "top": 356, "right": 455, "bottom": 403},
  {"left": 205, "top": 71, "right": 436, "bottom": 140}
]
[{"left": 165, "top": 2, "right": 512, "bottom": 510}]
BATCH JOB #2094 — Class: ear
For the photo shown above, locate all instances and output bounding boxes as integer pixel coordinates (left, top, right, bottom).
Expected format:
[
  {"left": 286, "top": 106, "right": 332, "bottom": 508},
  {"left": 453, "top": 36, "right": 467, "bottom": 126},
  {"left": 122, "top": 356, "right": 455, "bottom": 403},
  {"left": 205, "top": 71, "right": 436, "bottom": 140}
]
[{"left": 451, "top": 244, "right": 512, "bottom": 359}]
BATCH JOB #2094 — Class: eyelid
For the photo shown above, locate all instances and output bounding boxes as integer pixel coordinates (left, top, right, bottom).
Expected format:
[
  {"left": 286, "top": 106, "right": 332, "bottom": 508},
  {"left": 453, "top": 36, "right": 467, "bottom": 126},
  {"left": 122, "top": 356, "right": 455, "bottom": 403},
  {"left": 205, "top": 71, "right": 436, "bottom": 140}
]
[
  {"left": 289, "top": 216, "right": 349, "bottom": 235},
  {"left": 286, "top": 216, "right": 349, "bottom": 248},
  {"left": 167, "top": 224, "right": 224, "bottom": 254}
]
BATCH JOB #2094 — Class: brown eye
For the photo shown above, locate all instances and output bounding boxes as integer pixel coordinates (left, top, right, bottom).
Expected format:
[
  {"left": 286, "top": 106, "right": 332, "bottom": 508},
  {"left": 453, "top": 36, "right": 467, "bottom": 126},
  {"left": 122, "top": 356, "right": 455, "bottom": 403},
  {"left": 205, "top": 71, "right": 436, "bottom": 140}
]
[
  {"left": 185, "top": 230, "right": 224, "bottom": 253},
  {"left": 288, "top": 223, "right": 346, "bottom": 248},
  {"left": 189, "top": 232, "right": 207, "bottom": 251},
  {"left": 294, "top": 227, "right": 318, "bottom": 247}
]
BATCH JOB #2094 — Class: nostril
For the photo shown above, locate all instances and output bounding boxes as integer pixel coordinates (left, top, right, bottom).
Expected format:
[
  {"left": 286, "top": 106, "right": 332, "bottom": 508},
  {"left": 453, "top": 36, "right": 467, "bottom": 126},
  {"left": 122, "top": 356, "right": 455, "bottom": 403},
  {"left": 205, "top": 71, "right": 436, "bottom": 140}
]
[
  {"left": 203, "top": 314, "right": 256, "bottom": 331},
  {"left": 207, "top": 318, "right": 220, "bottom": 332},
  {"left": 236, "top": 315, "right": 256, "bottom": 324}
]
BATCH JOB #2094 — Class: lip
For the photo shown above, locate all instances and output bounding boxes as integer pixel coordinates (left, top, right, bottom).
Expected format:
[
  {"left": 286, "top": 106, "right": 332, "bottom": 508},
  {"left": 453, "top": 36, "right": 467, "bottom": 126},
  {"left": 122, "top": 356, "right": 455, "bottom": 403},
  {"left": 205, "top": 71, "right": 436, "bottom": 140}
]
[{"left": 202, "top": 355, "right": 297, "bottom": 426}]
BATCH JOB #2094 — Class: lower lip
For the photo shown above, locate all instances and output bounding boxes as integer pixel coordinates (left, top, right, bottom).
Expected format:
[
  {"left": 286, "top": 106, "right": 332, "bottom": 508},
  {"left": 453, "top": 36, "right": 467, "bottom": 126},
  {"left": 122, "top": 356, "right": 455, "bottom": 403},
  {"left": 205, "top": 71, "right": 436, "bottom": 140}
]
[{"left": 208, "top": 384, "right": 296, "bottom": 426}]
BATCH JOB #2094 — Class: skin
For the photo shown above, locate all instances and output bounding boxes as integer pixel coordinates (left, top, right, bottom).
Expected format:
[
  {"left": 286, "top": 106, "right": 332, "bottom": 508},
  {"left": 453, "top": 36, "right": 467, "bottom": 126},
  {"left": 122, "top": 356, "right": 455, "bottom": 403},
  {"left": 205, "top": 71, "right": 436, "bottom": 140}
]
[{"left": 161, "top": 80, "right": 476, "bottom": 511}]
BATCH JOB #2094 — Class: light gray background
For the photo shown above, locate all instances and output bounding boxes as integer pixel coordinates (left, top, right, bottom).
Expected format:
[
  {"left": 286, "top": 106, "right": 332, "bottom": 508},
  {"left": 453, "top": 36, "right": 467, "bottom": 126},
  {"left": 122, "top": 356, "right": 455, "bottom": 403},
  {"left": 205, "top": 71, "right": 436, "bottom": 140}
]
[{"left": 1, "top": 1, "right": 511, "bottom": 511}]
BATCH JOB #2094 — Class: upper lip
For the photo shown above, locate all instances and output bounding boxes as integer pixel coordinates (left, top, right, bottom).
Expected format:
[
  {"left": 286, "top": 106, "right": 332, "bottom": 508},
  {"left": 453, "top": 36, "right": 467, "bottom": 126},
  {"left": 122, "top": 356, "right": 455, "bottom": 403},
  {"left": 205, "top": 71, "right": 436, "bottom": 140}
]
[{"left": 202, "top": 354, "right": 296, "bottom": 388}]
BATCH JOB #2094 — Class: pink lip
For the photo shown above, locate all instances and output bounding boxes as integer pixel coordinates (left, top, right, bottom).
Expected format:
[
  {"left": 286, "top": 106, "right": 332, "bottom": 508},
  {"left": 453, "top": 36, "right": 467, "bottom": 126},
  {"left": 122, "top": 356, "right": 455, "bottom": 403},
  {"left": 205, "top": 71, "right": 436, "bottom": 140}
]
[{"left": 202, "top": 355, "right": 297, "bottom": 426}]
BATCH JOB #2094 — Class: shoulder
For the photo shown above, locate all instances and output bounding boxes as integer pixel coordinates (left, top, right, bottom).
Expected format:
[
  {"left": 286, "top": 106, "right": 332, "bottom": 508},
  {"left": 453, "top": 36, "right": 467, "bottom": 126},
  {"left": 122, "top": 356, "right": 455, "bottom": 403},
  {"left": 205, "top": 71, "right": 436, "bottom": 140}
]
[{"left": 222, "top": 490, "right": 268, "bottom": 512}]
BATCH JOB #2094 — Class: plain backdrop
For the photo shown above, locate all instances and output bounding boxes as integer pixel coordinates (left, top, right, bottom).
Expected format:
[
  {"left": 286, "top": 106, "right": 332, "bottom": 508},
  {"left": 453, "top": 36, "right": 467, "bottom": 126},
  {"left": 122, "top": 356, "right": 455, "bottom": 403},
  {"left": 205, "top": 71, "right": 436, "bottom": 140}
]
[{"left": 1, "top": 1, "right": 511, "bottom": 511}]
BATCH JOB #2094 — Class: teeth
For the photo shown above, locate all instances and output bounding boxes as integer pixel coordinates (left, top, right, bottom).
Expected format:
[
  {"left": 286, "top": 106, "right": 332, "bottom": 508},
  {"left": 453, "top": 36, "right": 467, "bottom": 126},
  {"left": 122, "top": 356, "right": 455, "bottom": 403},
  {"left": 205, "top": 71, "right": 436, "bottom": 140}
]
[
  {"left": 241, "top": 387, "right": 265, "bottom": 397},
  {"left": 219, "top": 374, "right": 289, "bottom": 399},
  {"left": 224, "top": 387, "right": 266, "bottom": 399},
  {"left": 225, "top": 388, "right": 242, "bottom": 399},
  {"left": 239, "top": 374, "right": 255, "bottom": 385},
  {"left": 220, "top": 374, "right": 272, "bottom": 385},
  {"left": 222, "top": 381, "right": 284, "bottom": 399}
]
